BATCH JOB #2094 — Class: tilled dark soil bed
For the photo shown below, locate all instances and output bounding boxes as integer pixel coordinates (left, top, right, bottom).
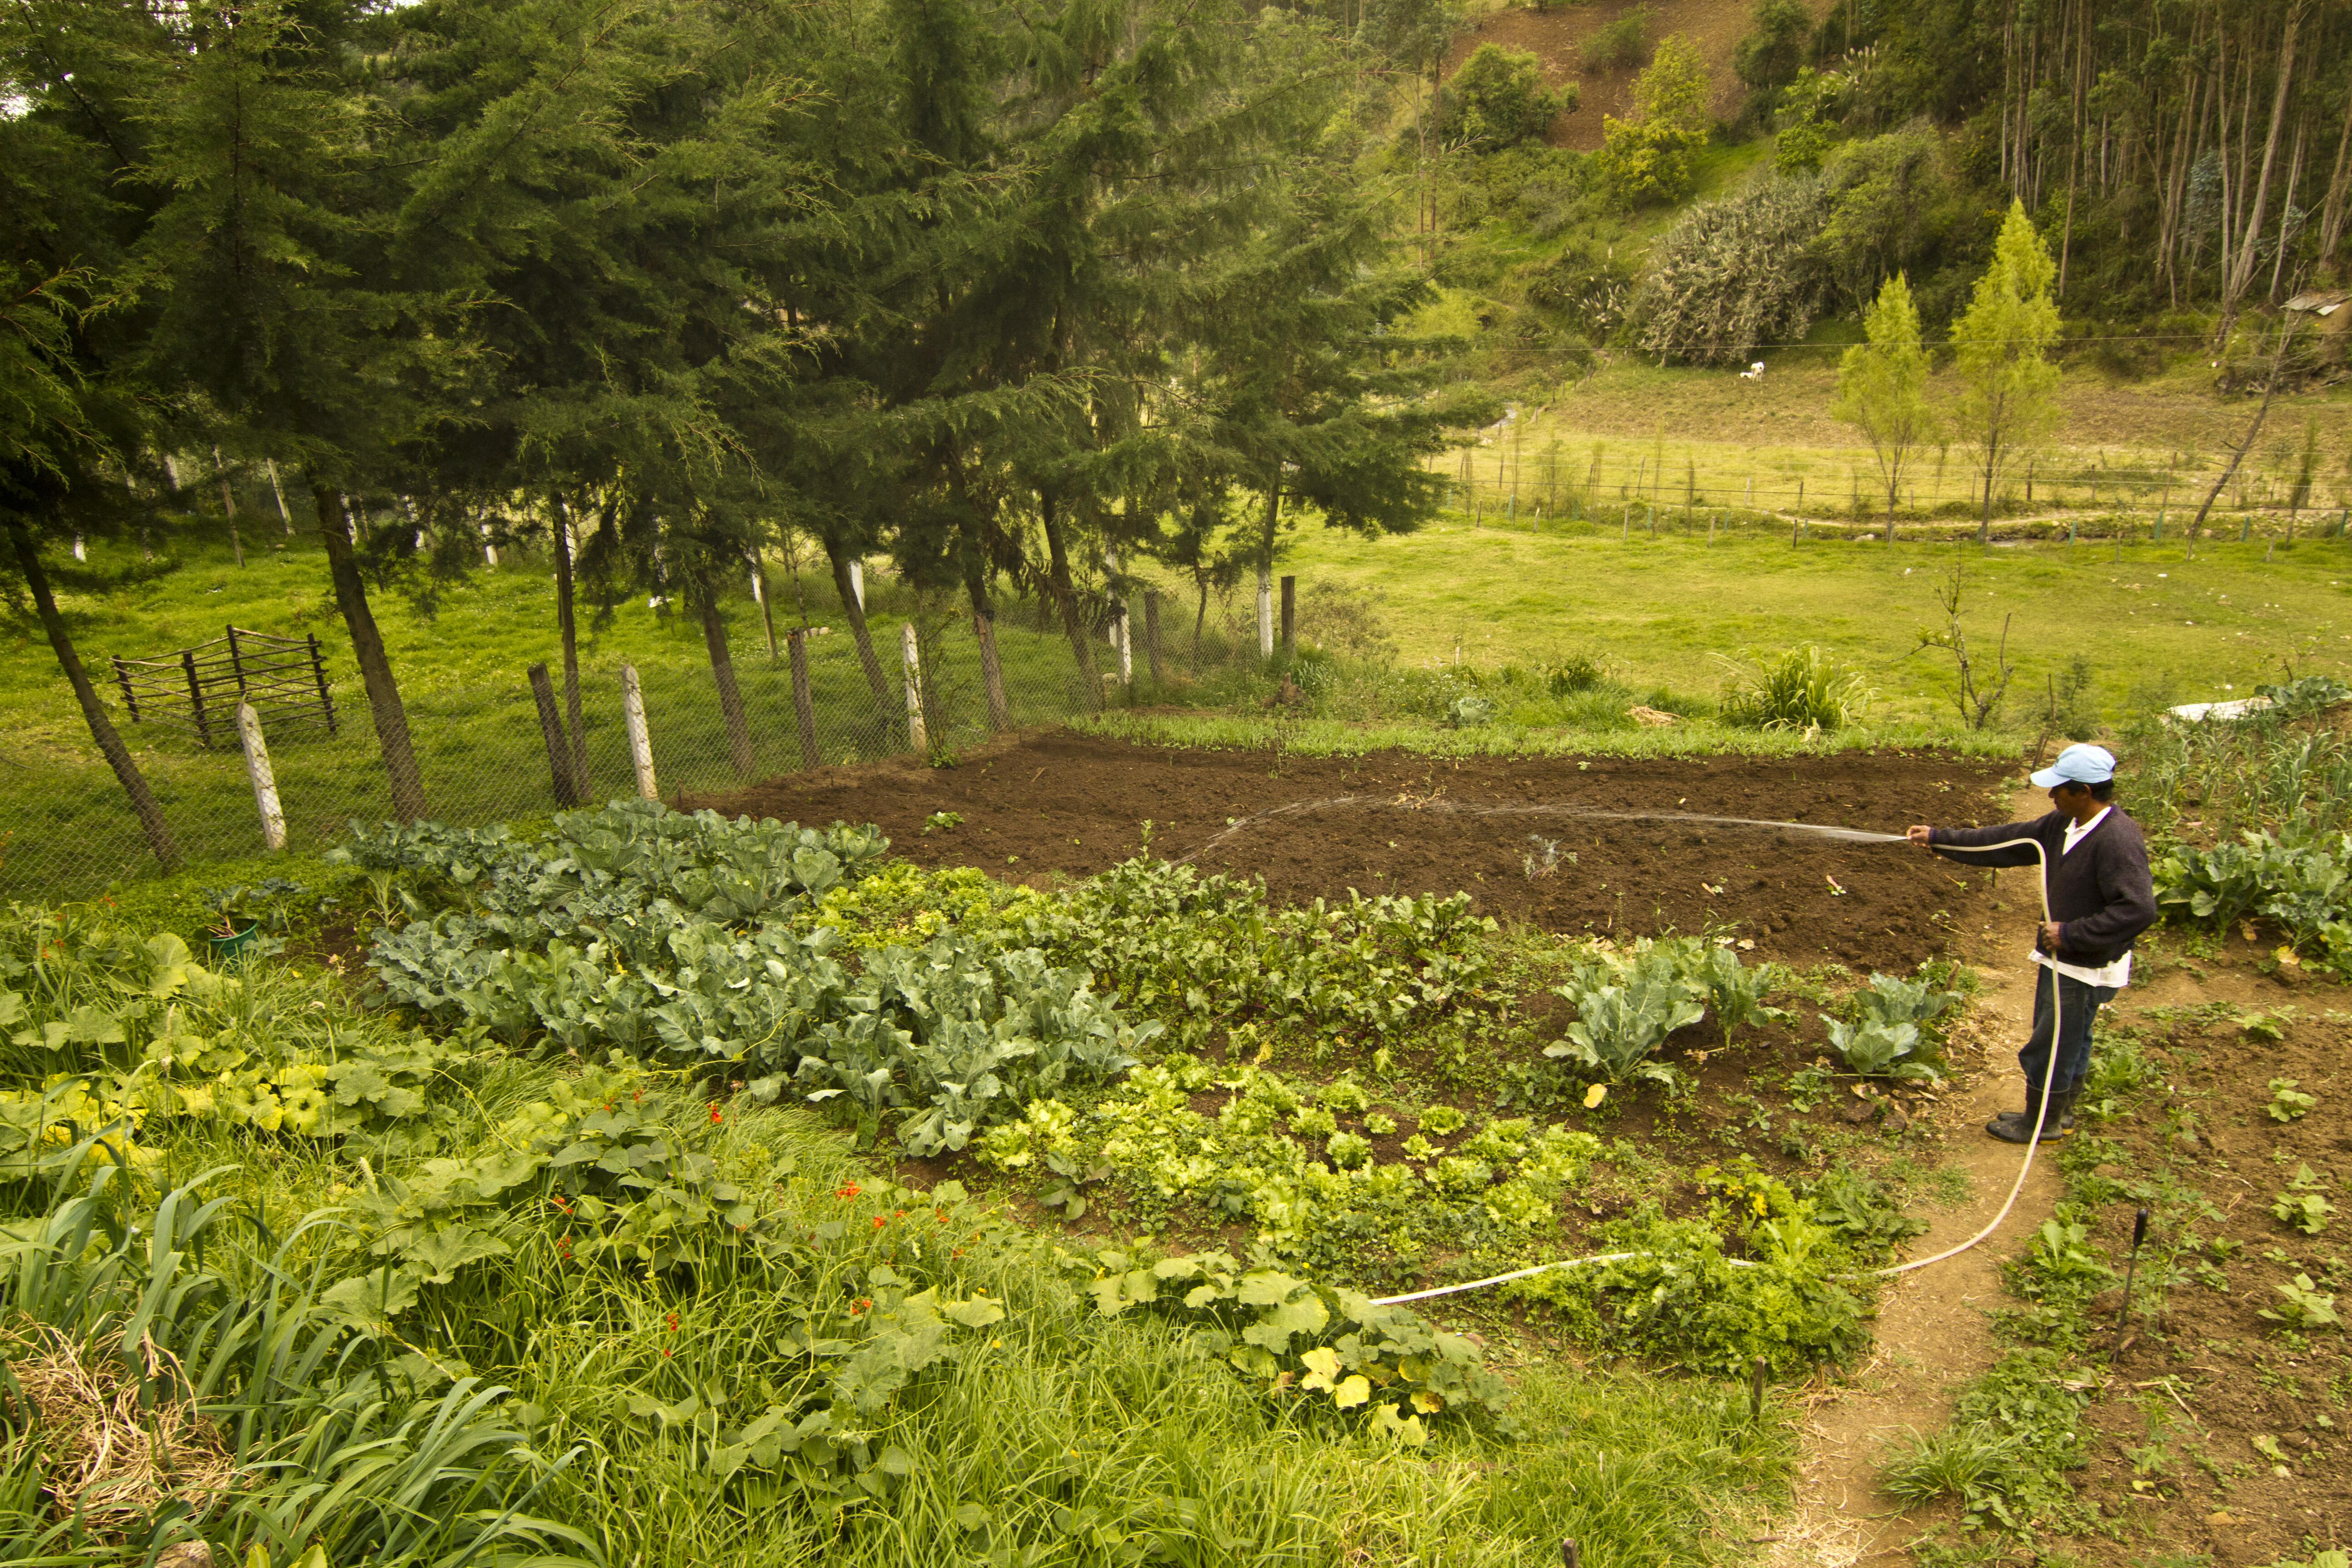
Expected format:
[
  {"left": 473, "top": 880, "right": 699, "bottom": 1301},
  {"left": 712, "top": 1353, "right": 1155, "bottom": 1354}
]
[{"left": 689, "top": 729, "right": 2019, "bottom": 968}]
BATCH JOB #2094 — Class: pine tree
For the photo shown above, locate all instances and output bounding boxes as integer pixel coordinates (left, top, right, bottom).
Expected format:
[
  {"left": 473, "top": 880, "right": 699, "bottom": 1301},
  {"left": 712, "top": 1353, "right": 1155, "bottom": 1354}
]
[
  {"left": 134, "top": 0, "right": 439, "bottom": 820},
  {"left": 1, "top": 0, "right": 181, "bottom": 867},
  {"left": 1950, "top": 201, "right": 2062, "bottom": 544},
  {"left": 1833, "top": 273, "right": 1939, "bottom": 543}
]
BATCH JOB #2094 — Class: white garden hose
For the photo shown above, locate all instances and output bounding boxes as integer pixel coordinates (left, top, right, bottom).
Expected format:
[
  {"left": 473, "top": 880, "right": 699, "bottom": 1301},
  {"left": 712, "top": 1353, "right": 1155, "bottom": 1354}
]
[{"left": 1369, "top": 835, "right": 2063, "bottom": 1307}]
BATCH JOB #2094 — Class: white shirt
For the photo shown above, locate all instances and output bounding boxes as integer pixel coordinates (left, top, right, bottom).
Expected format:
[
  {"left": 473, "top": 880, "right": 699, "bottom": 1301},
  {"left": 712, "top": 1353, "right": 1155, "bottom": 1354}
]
[{"left": 2032, "top": 806, "right": 2131, "bottom": 988}]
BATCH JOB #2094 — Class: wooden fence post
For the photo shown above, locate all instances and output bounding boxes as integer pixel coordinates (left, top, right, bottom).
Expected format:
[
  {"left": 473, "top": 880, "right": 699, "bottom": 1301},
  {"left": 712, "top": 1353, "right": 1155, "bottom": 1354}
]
[
  {"left": 113, "top": 656, "right": 141, "bottom": 722},
  {"left": 305, "top": 633, "right": 336, "bottom": 735},
  {"left": 528, "top": 662, "right": 582, "bottom": 806},
  {"left": 900, "top": 622, "right": 928, "bottom": 753},
  {"left": 235, "top": 702, "right": 287, "bottom": 852},
  {"left": 1279, "top": 575, "right": 1296, "bottom": 653},
  {"left": 620, "top": 664, "right": 658, "bottom": 799},
  {"left": 788, "top": 630, "right": 821, "bottom": 766},
  {"left": 182, "top": 649, "right": 211, "bottom": 748},
  {"left": 1143, "top": 590, "right": 1165, "bottom": 685}
]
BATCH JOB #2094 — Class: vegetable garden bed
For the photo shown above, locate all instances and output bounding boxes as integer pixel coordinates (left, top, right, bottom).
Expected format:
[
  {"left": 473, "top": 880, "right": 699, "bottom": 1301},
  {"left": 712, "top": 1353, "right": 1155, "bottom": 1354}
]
[{"left": 688, "top": 729, "right": 2017, "bottom": 969}]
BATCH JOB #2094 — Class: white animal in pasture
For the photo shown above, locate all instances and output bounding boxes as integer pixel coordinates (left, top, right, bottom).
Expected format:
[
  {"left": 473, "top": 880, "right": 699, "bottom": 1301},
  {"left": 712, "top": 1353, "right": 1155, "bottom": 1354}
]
[{"left": 1739, "top": 361, "right": 1765, "bottom": 380}]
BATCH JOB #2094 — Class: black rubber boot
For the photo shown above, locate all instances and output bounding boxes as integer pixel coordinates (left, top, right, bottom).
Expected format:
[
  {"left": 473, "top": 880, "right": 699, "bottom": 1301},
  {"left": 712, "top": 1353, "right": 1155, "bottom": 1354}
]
[
  {"left": 1987, "top": 1085, "right": 2064, "bottom": 1144},
  {"left": 2054, "top": 1087, "right": 2078, "bottom": 1133}
]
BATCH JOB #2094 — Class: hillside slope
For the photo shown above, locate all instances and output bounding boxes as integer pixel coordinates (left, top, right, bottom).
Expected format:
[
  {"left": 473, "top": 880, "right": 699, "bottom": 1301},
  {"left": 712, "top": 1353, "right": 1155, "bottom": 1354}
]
[{"left": 1444, "top": 0, "right": 1829, "bottom": 150}]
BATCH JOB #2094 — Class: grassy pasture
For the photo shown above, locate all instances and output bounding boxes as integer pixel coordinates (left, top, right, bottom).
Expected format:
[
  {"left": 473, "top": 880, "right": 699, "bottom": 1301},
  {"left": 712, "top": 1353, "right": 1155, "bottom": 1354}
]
[{"left": 1146, "top": 522, "right": 2352, "bottom": 732}]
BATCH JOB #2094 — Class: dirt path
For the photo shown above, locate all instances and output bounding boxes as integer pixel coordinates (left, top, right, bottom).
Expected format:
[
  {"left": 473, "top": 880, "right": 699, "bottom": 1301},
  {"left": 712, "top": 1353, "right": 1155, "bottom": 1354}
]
[{"left": 1769, "top": 947, "right": 2065, "bottom": 1563}]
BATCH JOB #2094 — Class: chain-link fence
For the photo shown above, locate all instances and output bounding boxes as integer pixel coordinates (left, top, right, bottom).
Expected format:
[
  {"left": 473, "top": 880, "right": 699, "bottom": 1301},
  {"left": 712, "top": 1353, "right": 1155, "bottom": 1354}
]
[{"left": 0, "top": 592, "right": 1107, "bottom": 900}]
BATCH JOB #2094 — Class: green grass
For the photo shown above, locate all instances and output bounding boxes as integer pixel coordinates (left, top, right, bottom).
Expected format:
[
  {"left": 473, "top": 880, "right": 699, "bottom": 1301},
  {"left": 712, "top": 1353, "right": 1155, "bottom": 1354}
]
[
  {"left": 1079, "top": 710, "right": 2018, "bottom": 760},
  {"left": 1176, "top": 524, "right": 2352, "bottom": 729},
  {"left": 0, "top": 525, "right": 1095, "bottom": 897}
]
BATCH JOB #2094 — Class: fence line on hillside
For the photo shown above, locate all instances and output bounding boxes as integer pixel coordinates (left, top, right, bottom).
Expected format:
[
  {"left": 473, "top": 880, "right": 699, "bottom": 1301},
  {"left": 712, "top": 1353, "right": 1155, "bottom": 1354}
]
[{"left": 1434, "top": 446, "right": 2352, "bottom": 539}]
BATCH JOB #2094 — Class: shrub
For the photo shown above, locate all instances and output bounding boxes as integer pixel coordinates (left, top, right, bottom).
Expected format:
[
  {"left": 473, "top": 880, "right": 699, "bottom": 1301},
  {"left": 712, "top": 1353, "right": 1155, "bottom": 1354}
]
[
  {"left": 1594, "top": 35, "right": 1711, "bottom": 206},
  {"left": 1439, "top": 44, "right": 1569, "bottom": 151},
  {"left": 1716, "top": 643, "right": 1872, "bottom": 730},
  {"left": 1732, "top": 0, "right": 1811, "bottom": 93},
  {"left": 1580, "top": 5, "right": 1656, "bottom": 71},
  {"left": 1635, "top": 173, "right": 1835, "bottom": 364}
]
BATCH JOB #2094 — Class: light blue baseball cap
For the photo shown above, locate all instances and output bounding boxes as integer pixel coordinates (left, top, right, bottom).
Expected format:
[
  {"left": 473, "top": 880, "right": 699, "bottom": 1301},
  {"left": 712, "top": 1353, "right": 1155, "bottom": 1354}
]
[{"left": 2030, "top": 743, "right": 2116, "bottom": 788}]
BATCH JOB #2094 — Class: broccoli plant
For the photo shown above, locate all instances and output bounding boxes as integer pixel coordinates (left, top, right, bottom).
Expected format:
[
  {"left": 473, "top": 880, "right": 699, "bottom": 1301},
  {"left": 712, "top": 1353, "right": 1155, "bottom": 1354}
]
[{"left": 1547, "top": 948, "right": 1704, "bottom": 1088}]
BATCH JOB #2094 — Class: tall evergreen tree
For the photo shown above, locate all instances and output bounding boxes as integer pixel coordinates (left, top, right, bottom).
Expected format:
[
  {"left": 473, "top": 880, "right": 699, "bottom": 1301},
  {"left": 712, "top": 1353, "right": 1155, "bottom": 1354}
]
[
  {"left": 1, "top": 0, "right": 181, "bottom": 867},
  {"left": 134, "top": 0, "right": 443, "bottom": 820}
]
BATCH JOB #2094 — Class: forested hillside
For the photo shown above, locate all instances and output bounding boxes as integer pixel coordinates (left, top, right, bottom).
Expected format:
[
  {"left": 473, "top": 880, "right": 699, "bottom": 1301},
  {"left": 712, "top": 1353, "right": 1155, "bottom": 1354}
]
[{"left": 1411, "top": 0, "right": 2349, "bottom": 380}]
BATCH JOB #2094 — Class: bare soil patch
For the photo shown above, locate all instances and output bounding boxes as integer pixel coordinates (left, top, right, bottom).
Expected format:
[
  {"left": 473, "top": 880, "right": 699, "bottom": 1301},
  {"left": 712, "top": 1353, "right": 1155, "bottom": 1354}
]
[{"left": 688, "top": 729, "right": 2017, "bottom": 970}]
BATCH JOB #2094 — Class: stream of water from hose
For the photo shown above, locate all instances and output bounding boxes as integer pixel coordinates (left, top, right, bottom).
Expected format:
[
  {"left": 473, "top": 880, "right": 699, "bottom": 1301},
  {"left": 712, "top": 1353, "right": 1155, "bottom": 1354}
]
[{"left": 1176, "top": 795, "right": 1907, "bottom": 863}]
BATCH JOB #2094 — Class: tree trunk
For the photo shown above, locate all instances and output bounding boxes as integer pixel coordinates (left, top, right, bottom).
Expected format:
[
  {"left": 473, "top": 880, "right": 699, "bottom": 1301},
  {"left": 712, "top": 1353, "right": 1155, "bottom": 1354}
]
[
  {"left": 316, "top": 488, "right": 427, "bottom": 821},
  {"left": 554, "top": 501, "right": 590, "bottom": 799},
  {"left": 2317, "top": 79, "right": 2352, "bottom": 263},
  {"left": 694, "top": 571, "right": 757, "bottom": 779},
  {"left": 822, "top": 534, "right": 892, "bottom": 707},
  {"left": 1978, "top": 447, "right": 1996, "bottom": 546},
  {"left": 965, "top": 573, "right": 1013, "bottom": 732},
  {"left": 6, "top": 514, "right": 181, "bottom": 869},
  {"left": 2192, "top": 318, "right": 2299, "bottom": 537},
  {"left": 1039, "top": 493, "right": 1102, "bottom": 708},
  {"left": 2221, "top": 8, "right": 2300, "bottom": 335},
  {"left": 752, "top": 547, "right": 779, "bottom": 659}
]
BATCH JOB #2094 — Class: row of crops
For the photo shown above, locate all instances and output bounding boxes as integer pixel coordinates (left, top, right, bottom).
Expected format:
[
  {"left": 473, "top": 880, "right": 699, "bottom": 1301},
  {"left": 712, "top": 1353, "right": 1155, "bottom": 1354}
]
[{"left": 0, "top": 796, "right": 2101, "bottom": 1563}]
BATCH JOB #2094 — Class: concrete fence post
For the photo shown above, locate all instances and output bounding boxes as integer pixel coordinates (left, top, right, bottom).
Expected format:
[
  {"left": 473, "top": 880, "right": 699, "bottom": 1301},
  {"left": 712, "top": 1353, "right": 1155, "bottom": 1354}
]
[
  {"left": 901, "top": 622, "right": 927, "bottom": 753},
  {"left": 620, "top": 664, "right": 658, "bottom": 799},
  {"left": 235, "top": 702, "right": 286, "bottom": 852}
]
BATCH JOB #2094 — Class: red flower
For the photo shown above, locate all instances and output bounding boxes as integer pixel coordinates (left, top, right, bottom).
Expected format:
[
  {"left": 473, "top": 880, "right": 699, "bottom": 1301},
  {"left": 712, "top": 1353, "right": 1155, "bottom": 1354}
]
[
  {"left": 661, "top": 1348, "right": 672, "bottom": 1358},
  {"left": 664, "top": 1312, "right": 680, "bottom": 1332},
  {"left": 872, "top": 1215, "right": 887, "bottom": 1230},
  {"left": 835, "top": 1183, "right": 862, "bottom": 1200},
  {"left": 935, "top": 1209, "right": 949, "bottom": 1224},
  {"left": 850, "top": 1297, "right": 872, "bottom": 1316},
  {"left": 709, "top": 1104, "right": 724, "bottom": 1125}
]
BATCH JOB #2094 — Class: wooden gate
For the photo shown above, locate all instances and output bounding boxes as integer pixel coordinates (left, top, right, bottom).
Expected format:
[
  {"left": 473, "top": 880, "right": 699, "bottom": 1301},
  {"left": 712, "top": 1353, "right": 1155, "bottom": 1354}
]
[{"left": 110, "top": 627, "right": 336, "bottom": 748}]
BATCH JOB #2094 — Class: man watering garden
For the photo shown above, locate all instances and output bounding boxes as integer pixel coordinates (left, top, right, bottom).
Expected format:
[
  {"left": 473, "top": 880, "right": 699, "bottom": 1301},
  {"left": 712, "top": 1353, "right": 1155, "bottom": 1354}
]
[{"left": 1906, "top": 744, "right": 2157, "bottom": 1145}]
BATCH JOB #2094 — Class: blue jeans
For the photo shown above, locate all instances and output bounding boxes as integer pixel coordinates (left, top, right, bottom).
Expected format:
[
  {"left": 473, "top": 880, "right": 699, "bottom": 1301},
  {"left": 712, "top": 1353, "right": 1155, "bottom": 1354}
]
[{"left": 2020, "top": 966, "right": 2117, "bottom": 1100}]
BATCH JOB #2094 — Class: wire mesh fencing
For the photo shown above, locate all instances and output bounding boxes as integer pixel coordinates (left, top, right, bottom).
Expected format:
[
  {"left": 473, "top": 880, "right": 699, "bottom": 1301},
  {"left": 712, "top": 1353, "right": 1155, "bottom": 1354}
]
[{"left": 0, "top": 598, "right": 1109, "bottom": 901}]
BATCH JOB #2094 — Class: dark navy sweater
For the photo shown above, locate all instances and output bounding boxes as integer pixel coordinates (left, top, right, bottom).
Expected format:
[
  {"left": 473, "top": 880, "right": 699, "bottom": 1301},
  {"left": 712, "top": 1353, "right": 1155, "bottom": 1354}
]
[{"left": 1929, "top": 808, "right": 2157, "bottom": 966}]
